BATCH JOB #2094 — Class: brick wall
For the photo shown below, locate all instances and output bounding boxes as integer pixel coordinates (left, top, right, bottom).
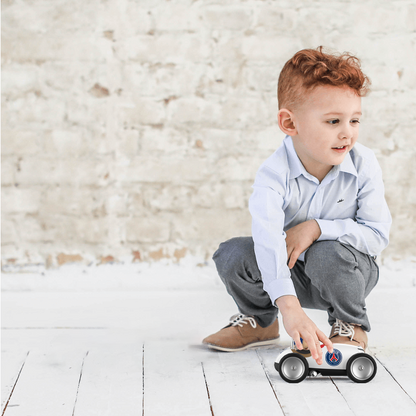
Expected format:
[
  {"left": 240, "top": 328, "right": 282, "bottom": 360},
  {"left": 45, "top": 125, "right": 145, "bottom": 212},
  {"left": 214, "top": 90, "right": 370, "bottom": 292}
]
[{"left": 2, "top": 0, "right": 416, "bottom": 268}]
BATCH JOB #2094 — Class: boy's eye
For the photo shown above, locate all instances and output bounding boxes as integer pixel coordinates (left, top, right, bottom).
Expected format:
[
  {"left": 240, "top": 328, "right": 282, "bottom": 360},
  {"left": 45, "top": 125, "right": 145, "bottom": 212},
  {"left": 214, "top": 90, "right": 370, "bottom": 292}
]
[
  {"left": 351, "top": 119, "right": 360, "bottom": 124},
  {"left": 327, "top": 119, "right": 340, "bottom": 125}
]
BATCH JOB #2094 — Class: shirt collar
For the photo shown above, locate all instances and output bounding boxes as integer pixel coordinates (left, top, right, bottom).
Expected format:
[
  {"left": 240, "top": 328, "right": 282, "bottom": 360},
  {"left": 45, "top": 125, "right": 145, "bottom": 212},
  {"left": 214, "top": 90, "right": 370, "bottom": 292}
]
[{"left": 283, "top": 135, "right": 358, "bottom": 182}]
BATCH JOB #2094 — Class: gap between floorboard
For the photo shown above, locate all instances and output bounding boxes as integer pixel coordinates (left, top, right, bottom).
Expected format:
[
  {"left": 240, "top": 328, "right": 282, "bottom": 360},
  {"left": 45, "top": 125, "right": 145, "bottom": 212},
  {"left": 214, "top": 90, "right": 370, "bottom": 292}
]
[
  {"left": 255, "top": 349, "right": 287, "bottom": 416},
  {"left": 71, "top": 351, "right": 89, "bottom": 416},
  {"left": 201, "top": 363, "right": 215, "bottom": 416},
  {"left": 1, "top": 351, "right": 29, "bottom": 416},
  {"left": 375, "top": 357, "right": 416, "bottom": 406}
]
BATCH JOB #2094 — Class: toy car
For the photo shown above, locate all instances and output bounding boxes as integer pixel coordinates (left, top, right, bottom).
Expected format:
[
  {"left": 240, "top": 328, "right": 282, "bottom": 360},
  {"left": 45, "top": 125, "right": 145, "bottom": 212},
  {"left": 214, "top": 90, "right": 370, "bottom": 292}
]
[{"left": 274, "top": 339, "right": 377, "bottom": 383}]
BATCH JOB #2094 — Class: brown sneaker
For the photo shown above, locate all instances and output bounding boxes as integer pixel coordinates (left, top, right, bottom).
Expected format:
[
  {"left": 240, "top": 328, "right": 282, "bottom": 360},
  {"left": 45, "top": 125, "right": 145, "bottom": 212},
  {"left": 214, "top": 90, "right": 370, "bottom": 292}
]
[
  {"left": 202, "top": 314, "right": 280, "bottom": 352},
  {"left": 329, "top": 319, "right": 368, "bottom": 350}
]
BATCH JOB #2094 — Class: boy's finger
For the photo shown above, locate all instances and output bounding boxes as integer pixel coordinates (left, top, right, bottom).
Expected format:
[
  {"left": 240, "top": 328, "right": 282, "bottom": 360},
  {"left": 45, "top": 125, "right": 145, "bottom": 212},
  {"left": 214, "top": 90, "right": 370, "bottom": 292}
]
[
  {"left": 318, "top": 331, "right": 333, "bottom": 353},
  {"left": 288, "top": 250, "right": 300, "bottom": 269},
  {"left": 293, "top": 334, "right": 303, "bottom": 350},
  {"left": 304, "top": 335, "right": 322, "bottom": 364}
]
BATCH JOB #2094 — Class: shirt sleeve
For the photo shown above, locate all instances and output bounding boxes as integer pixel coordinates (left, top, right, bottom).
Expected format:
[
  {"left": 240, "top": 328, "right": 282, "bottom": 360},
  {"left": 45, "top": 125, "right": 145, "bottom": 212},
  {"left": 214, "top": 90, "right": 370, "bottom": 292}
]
[
  {"left": 316, "top": 155, "right": 391, "bottom": 256},
  {"left": 249, "top": 165, "right": 297, "bottom": 306}
]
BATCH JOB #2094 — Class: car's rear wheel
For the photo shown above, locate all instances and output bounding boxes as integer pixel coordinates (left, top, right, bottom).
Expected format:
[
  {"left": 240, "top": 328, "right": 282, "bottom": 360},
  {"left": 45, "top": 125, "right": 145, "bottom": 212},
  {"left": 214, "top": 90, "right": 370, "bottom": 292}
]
[{"left": 346, "top": 353, "right": 377, "bottom": 383}]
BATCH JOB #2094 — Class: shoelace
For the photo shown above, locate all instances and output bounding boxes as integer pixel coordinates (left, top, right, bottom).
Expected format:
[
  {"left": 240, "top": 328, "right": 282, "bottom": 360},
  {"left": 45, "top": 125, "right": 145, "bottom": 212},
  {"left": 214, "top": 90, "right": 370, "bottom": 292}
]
[
  {"left": 229, "top": 313, "right": 257, "bottom": 329},
  {"left": 332, "top": 318, "right": 355, "bottom": 340}
]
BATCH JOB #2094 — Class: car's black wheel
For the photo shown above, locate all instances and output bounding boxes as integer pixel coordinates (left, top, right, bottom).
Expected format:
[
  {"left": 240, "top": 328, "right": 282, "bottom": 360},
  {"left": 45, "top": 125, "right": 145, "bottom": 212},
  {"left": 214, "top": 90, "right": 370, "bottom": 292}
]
[
  {"left": 278, "top": 353, "right": 309, "bottom": 383},
  {"left": 346, "top": 353, "right": 377, "bottom": 383}
]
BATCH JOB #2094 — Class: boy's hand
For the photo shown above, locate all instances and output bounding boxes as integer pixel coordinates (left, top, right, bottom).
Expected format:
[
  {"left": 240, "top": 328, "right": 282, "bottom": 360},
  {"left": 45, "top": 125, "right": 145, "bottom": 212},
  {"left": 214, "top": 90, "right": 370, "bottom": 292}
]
[
  {"left": 276, "top": 295, "right": 333, "bottom": 365},
  {"left": 285, "top": 220, "right": 321, "bottom": 269}
]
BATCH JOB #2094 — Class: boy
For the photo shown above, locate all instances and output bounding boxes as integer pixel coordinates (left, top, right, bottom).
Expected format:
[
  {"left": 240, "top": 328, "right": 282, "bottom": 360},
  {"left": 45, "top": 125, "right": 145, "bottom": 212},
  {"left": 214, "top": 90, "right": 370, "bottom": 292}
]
[{"left": 203, "top": 47, "right": 392, "bottom": 365}]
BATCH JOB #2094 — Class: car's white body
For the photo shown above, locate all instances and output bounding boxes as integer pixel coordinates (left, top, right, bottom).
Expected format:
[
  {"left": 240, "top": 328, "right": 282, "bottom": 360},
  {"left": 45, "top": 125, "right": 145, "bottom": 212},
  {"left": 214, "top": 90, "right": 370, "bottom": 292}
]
[{"left": 274, "top": 342, "right": 377, "bottom": 382}]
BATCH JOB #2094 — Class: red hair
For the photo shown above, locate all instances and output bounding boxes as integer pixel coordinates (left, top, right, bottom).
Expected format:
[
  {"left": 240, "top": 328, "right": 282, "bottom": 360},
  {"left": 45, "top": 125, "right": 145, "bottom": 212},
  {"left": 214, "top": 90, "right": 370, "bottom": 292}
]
[{"left": 278, "top": 46, "right": 371, "bottom": 110}]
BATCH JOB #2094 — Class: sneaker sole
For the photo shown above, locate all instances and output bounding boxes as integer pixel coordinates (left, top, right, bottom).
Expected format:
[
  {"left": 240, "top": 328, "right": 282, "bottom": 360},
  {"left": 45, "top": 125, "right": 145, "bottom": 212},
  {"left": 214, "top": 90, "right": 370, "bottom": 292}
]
[{"left": 204, "top": 336, "right": 280, "bottom": 352}]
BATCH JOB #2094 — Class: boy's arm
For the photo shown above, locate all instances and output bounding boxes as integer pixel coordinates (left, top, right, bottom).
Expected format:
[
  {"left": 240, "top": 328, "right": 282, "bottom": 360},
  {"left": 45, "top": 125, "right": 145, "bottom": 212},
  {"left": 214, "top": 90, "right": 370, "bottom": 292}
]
[
  {"left": 250, "top": 166, "right": 333, "bottom": 364},
  {"left": 285, "top": 219, "right": 321, "bottom": 268},
  {"left": 316, "top": 153, "right": 391, "bottom": 256},
  {"left": 279, "top": 219, "right": 333, "bottom": 364},
  {"left": 249, "top": 168, "right": 297, "bottom": 303}
]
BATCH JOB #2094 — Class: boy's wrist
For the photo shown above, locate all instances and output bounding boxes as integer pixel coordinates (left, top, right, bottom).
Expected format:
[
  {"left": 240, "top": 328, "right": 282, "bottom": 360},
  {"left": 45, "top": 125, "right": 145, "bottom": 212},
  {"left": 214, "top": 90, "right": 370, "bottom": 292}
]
[
  {"left": 310, "top": 219, "right": 322, "bottom": 240},
  {"left": 275, "top": 295, "right": 301, "bottom": 312}
]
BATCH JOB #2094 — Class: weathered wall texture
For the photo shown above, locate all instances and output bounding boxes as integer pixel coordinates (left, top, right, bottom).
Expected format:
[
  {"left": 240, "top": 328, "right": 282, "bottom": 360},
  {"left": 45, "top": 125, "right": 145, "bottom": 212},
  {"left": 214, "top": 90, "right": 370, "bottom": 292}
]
[{"left": 2, "top": 0, "right": 416, "bottom": 269}]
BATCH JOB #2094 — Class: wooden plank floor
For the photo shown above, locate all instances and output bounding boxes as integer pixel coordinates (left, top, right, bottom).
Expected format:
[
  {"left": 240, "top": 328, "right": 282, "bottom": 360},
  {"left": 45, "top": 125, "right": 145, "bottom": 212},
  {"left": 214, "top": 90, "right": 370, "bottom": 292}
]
[{"left": 2, "top": 272, "right": 416, "bottom": 415}]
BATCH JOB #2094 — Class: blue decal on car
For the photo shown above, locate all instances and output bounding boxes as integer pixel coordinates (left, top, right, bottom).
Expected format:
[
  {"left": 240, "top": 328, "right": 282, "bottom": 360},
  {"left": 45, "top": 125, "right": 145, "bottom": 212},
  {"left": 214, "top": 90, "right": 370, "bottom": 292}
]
[{"left": 325, "top": 348, "right": 343, "bottom": 366}]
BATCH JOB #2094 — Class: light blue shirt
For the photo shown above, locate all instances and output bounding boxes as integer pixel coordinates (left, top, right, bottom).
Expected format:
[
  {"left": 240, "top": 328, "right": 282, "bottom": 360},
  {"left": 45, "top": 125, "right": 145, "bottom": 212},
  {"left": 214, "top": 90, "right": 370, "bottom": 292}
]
[{"left": 249, "top": 135, "right": 392, "bottom": 305}]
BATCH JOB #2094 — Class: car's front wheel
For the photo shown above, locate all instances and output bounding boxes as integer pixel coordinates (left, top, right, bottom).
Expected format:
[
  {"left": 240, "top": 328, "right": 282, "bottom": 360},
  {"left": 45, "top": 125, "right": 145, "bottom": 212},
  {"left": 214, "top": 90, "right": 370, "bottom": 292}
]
[{"left": 278, "top": 353, "right": 309, "bottom": 383}]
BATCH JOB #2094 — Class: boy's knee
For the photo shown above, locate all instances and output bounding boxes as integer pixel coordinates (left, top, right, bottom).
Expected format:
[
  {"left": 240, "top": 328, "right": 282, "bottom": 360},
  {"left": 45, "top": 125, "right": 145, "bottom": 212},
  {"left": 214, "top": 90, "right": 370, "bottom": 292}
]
[
  {"left": 212, "top": 237, "right": 257, "bottom": 280},
  {"left": 305, "top": 241, "right": 357, "bottom": 283}
]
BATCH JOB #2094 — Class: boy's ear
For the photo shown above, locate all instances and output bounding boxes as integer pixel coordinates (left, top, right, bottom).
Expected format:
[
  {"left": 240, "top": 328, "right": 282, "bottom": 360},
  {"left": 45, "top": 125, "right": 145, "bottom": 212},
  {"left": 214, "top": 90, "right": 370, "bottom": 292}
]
[{"left": 277, "top": 109, "right": 297, "bottom": 136}]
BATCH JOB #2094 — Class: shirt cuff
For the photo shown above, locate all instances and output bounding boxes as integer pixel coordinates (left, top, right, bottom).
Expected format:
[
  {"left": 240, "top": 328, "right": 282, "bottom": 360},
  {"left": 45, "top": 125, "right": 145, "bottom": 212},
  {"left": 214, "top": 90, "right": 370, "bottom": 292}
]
[
  {"left": 264, "top": 277, "right": 297, "bottom": 308},
  {"left": 315, "top": 218, "right": 348, "bottom": 241}
]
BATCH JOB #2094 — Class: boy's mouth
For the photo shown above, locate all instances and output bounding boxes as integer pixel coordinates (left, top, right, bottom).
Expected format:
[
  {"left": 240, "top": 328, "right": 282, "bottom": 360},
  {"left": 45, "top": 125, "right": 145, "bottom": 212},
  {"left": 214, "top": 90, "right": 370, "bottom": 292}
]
[{"left": 332, "top": 145, "right": 348, "bottom": 153}]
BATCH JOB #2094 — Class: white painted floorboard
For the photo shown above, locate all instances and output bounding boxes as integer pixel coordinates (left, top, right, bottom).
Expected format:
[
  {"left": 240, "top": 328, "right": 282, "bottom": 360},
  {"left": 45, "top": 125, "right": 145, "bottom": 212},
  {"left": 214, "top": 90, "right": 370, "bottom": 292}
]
[
  {"left": 2, "top": 264, "right": 416, "bottom": 415},
  {"left": 202, "top": 348, "right": 284, "bottom": 416},
  {"left": 1, "top": 351, "right": 29, "bottom": 411},
  {"left": 3, "top": 348, "right": 86, "bottom": 416},
  {"left": 143, "top": 342, "right": 211, "bottom": 416}
]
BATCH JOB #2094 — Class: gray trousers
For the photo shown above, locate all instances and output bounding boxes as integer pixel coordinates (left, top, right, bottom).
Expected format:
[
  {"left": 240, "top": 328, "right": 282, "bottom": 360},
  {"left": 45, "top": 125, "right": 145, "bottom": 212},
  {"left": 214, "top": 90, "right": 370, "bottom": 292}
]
[{"left": 213, "top": 237, "right": 379, "bottom": 332}]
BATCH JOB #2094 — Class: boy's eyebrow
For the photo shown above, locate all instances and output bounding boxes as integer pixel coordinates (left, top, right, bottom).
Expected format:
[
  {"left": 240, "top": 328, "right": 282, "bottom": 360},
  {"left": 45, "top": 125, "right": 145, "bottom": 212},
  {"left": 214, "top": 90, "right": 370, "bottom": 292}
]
[{"left": 324, "top": 111, "right": 362, "bottom": 116}]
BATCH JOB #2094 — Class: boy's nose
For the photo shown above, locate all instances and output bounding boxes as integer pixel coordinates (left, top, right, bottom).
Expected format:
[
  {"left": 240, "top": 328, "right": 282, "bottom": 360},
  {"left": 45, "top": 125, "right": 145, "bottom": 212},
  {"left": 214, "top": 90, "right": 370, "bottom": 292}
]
[{"left": 338, "top": 127, "right": 354, "bottom": 140}]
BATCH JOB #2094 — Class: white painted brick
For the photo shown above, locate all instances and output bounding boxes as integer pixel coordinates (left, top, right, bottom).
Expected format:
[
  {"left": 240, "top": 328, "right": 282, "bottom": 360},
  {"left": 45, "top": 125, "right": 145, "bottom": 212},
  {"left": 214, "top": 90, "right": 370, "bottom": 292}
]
[
  {"left": 117, "top": 34, "right": 211, "bottom": 64},
  {"left": 192, "top": 128, "right": 241, "bottom": 154},
  {"left": 121, "top": 63, "right": 204, "bottom": 98},
  {"left": 219, "top": 97, "right": 271, "bottom": 128},
  {"left": 241, "top": 35, "right": 302, "bottom": 62},
  {"left": 119, "top": 3, "right": 153, "bottom": 36},
  {"left": 16, "top": 157, "right": 111, "bottom": 187},
  {"left": 244, "top": 65, "right": 280, "bottom": 93},
  {"left": 1, "top": 130, "right": 42, "bottom": 155},
  {"left": 1, "top": 1, "right": 101, "bottom": 36},
  {"left": 2, "top": 188, "right": 41, "bottom": 214},
  {"left": 42, "top": 187, "right": 108, "bottom": 216},
  {"left": 4, "top": 95, "right": 66, "bottom": 129},
  {"left": 222, "top": 184, "right": 248, "bottom": 209},
  {"left": 254, "top": 6, "right": 296, "bottom": 32},
  {"left": 1, "top": 217, "right": 18, "bottom": 245},
  {"left": 1, "top": 158, "right": 16, "bottom": 186},
  {"left": 1, "top": 64, "right": 39, "bottom": 96},
  {"left": 43, "top": 130, "right": 87, "bottom": 156},
  {"left": 2, "top": 34, "right": 111, "bottom": 63},
  {"left": 140, "top": 126, "right": 188, "bottom": 154},
  {"left": 73, "top": 217, "right": 110, "bottom": 244},
  {"left": 171, "top": 208, "right": 251, "bottom": 242},
  {"left": 153, "top": 4, "right": 201, "bottom": 32},
  {"left": 126, "top": 215, "right": 171, "bottom": 243},
  {"left": 119, "top": 97, "right": 166, "bottom": 126},
  {"left": 120, "top": 156, "right": 211, "bottom": 184},
  {"left": 143, "top": 185, "right": 193, "bottom": 212},
  {"left": 243, "top": 126, "right": 286, "bottom": 152},
  {"left": 193, "top": 183, "right": 223, "bottom": 209},
  {"left": 115, "top": 129, "right": 141, "bottom": 156},
  {"left": 216, "top": 156, "right": 264, "bottom": 181},
  {"left": 406, "top": 4, "right": 416, "bottom": 32},
  {"left": 202, "top": 6, "right": 253, "bottom": 30}
]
